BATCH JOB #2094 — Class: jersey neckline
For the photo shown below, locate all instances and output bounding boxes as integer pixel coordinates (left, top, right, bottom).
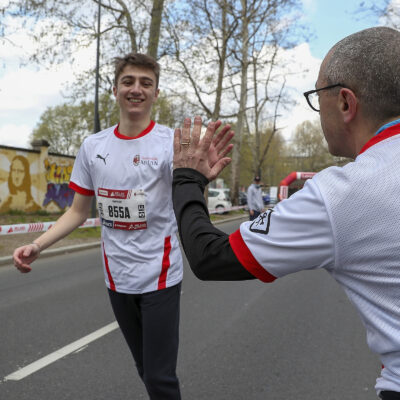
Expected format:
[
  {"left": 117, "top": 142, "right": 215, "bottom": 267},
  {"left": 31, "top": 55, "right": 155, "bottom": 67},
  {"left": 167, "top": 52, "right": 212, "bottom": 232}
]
[
  {"left": 359, "top": 122, "right": 400, "bottom": 155},
  {"left": 114, "top": 120, "right": 155, "bottom": 140}
]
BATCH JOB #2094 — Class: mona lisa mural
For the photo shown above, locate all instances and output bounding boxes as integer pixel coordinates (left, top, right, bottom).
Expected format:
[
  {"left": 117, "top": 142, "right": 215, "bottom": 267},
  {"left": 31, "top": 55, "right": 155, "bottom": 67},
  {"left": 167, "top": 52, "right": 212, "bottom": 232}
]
[{"left": 0, "top": 142, "right": 75, "bottom": 213}]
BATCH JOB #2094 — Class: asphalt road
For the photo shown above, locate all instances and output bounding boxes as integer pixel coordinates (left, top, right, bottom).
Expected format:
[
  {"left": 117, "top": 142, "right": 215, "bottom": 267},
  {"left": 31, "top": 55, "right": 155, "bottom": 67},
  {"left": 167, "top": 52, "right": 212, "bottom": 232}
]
[{"left": 0, "top": 219, "right": 380, "bottom": 400}]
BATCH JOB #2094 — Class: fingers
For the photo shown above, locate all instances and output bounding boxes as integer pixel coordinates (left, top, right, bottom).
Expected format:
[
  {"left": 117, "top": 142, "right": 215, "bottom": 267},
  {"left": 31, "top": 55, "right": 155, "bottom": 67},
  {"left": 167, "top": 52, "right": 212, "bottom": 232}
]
[
  {"left": 181, "top": 118, "right": 192, "bottom": 145},
  {"left": 17, "top": 264, "right": 32, "bottom": 273},
  {"left": 200, "top": 121, "right": 217, "bottom": 151},
  {"left": 218, "top": 143, "right": 234, "bottom": 159},
  {"left": 173, "top": 128, "right": 182, "bottom": 156},
  {"left": 191, "top": 116, "right": 202, "bottom": 148},
  {"left": 209, "top": 157, "right": 232, "bottom": 181},
  {"left": 213, "top": 124, "right": 234, "bottom": 154},
  {"left": 13, "top": 246, "right": 36, "bottom": 274}
]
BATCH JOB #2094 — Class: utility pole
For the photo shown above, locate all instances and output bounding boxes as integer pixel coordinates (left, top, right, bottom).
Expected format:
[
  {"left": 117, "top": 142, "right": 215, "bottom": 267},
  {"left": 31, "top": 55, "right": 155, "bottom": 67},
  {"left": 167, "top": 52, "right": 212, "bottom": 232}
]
[
  {"left": 94, "top": 0, "right": 101, "bottom": 134},
  {"left": 91, "top": 0, "right": 101, "bottom": 218}
]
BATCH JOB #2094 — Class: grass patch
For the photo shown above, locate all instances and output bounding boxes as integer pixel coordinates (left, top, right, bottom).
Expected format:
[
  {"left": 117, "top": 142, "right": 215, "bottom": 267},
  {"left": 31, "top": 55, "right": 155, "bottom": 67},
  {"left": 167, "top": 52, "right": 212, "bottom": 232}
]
[
  {"left": 210, "top": 208, "right": 247, "bottom": 222},
  {"left": 0, "top": 212, "right": 64, "bottom": 225},
  {"left": 68, "top": 226, "right": 101, "bottom": 239}
]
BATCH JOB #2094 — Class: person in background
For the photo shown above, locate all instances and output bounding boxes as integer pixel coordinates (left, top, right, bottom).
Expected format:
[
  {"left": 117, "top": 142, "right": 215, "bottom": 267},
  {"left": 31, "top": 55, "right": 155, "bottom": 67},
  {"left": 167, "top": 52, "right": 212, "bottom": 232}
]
[{"left": 246, "top": 176, "right": 264, "bottom": 221}]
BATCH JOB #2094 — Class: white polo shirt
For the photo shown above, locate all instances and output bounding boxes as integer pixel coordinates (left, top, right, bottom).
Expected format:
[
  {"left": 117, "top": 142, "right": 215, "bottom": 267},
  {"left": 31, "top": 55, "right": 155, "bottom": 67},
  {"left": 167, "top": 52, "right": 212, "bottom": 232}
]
[
  {"left": 229, "top": 122, "right": 400, "bottom": 394},
  {"left": 69, "top": 121, "right": 183, "bottom": 294}
]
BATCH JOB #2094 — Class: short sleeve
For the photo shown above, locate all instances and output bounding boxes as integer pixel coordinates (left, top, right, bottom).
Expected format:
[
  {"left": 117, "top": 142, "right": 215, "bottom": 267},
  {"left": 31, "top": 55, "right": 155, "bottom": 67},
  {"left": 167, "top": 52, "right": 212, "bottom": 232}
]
[
  {"left": 69, "top": 142, "right": 95, "bottom": 196},
  {"left": 231, "top": 178, "right": 335, "bottom": 280}
]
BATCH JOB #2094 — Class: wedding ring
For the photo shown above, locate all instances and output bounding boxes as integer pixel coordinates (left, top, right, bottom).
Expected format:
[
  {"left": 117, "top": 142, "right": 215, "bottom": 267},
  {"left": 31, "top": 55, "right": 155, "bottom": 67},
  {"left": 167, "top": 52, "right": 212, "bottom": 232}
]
[{"left": 180, "top": 141, "right": 190, "bottom": 145}]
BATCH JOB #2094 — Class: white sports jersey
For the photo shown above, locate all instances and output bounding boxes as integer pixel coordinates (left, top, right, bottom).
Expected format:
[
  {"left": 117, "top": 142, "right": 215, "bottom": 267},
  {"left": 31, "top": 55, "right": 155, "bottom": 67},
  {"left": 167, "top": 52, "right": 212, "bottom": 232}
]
[
  {"left": 69, "top": 121, "right": 183, "bottom": 294},
  {"left": 229, "top": 122, "right": 400, "bottom": 394}
]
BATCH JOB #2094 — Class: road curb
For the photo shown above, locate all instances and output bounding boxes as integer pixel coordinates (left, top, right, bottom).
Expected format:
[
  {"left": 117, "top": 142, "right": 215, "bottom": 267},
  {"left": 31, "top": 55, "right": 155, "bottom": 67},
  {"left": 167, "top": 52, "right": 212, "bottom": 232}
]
[{"left": 0, "top": 215, "right": 247, "bottom": 267}]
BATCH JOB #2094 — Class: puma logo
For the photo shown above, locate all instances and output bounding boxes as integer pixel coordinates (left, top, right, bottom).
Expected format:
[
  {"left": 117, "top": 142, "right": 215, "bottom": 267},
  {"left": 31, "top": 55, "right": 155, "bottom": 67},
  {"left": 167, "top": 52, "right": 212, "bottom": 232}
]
[{"left": 96, "top": 153, "right": 109, "bottom": 165}]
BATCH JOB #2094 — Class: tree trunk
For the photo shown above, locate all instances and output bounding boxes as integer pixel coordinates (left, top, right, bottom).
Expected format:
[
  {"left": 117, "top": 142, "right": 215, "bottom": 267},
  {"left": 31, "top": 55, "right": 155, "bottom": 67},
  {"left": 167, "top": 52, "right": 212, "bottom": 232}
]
[
  {"left": 211, "top": 0, "right": 228, "bottom": 120},
  {"left": 231, "top": 0, "right": 248, "bottom": 205},
  {"left": 147, "top": 0, "right": 164, "bottom": 59}
]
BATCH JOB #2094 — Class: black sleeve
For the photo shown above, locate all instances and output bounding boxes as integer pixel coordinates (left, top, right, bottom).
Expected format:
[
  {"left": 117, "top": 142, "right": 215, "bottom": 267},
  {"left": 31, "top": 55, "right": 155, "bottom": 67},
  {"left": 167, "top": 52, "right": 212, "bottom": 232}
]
[{"left": 172, "top": 168, "right": 255, "bottom": 281}]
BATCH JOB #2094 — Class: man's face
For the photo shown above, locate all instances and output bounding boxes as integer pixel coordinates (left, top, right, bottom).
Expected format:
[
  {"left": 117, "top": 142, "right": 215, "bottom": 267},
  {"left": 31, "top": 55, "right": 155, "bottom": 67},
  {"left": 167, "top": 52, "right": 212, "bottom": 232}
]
[{"left": 113, "top": 65, "right": 159, "bottom": 121}]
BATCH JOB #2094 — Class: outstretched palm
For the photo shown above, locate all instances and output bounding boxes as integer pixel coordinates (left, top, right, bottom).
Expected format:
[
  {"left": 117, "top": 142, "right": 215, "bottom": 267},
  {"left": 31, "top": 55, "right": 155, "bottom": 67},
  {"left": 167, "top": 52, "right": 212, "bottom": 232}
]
[{"left": 173, "top": 117, "right": 234, "bottom": 181}]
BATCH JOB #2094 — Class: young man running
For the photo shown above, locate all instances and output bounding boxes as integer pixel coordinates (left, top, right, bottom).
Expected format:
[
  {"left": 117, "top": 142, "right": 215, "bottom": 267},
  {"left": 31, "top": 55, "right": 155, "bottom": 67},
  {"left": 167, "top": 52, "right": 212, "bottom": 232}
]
[{"left": 13, "top": 53, "right": 183, "bottom": 399}]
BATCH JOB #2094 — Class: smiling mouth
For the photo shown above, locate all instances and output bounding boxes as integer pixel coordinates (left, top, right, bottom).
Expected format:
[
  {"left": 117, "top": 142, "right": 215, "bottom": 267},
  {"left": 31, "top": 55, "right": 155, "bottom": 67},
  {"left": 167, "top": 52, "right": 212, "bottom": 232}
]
[{"left": 128, "top": 98, "right": 143, "bottom": 103}]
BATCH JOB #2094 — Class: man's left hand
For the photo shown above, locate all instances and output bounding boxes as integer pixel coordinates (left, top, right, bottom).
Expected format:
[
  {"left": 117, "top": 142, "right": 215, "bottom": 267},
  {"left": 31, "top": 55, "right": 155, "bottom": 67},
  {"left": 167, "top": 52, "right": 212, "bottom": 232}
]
[{"left": 173, "top": 116, "right": 234, "bottom": 181}]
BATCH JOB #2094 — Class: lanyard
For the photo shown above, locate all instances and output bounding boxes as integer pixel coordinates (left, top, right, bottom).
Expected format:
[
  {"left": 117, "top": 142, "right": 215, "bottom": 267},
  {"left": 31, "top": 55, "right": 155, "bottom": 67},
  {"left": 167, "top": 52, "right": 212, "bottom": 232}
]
[{"left": 375, "top": 118, "right": 400, "bottom": 135}]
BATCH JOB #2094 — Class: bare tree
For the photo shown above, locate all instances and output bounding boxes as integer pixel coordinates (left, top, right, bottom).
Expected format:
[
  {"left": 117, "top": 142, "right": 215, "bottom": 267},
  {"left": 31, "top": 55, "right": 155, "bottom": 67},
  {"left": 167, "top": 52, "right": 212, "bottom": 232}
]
[
  {"left": 2, "top": 0, "right": 169, "bottom": 99},
  {"left": 164, "top": 0, "right": 238, "bottom": 120},
  {"left": 230, "top": 0, "right": 250, "bottom": 205},
  {"left": 227, "top": 0, "right": 301, "bottom": 204},
  {"left": 358, "top": 0, "right": 400, "bottom": 28}
]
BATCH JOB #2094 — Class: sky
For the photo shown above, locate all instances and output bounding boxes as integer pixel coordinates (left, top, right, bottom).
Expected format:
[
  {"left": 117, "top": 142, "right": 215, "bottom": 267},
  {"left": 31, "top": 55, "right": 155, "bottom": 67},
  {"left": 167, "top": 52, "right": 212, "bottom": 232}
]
[{"left": 0, "top": 0, "right": 385, "bottom": 149}]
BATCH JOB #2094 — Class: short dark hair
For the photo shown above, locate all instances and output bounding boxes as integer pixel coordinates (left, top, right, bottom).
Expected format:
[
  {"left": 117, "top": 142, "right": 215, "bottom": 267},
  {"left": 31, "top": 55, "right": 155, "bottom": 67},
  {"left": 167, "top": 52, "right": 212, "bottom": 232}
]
[
  {"left": 323, "top": 27, "right": 400, "bottom": 122},
  {"left": 114, "top": 53, "right": 160, "bottom": 88}
]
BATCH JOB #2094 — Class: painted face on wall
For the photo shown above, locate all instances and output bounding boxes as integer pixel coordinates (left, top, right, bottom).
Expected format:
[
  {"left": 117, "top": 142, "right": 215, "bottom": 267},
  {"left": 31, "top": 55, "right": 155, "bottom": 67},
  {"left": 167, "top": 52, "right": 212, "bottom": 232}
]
[{"left": 10, "top": 159, "right": 25, "bottom": 189}]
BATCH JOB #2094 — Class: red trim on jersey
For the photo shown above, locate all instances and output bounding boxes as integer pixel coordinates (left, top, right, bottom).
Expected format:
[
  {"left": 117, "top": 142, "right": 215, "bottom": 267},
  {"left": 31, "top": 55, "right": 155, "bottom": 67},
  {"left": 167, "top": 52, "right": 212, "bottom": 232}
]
[
  {"left": 114, "top": 120, "right": 155, "bottom": 140},
  {"left": 69, "top": 181, "right": 95, "bottom": 196},
  {"left": 103, "top": 243, "right": 116, "bottom": 291},
  {"left": 229, "top": 229, "right": 276, "bottom": 283},
  {"left": 158, "top": 236, "right": 172, "bottom": 290},
  {"left": 359, "top": 124, "right": 400, "bottom": 154}
]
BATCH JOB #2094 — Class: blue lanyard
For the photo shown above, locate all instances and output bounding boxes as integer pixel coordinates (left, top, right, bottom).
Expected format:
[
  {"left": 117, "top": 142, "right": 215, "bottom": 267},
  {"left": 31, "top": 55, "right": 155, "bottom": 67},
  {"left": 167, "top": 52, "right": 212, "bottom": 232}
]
[{"left": 375, "top": 118, "right": 400, "bottom": 135}]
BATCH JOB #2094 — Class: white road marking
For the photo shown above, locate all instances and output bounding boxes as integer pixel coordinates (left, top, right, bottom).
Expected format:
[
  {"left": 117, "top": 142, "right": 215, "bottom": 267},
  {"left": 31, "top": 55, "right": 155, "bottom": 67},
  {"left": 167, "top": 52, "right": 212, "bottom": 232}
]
[{"left": 4, "top": 321, "right": 119, "bottom": 381}]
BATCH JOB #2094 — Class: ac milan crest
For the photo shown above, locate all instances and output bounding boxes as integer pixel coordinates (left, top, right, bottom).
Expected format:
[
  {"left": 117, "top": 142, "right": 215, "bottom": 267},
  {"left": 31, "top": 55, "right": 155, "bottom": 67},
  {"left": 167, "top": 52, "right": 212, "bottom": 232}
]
[{"left": 133, "top": 155, "right": 140, "bottom": 166}]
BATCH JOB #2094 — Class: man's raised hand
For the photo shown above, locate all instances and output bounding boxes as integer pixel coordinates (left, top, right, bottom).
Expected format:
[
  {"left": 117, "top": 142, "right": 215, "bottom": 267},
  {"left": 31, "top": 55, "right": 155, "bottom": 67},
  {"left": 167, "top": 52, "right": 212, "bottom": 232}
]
[{"left": 173, "top": 116, "right": 234, "bottom": 181}]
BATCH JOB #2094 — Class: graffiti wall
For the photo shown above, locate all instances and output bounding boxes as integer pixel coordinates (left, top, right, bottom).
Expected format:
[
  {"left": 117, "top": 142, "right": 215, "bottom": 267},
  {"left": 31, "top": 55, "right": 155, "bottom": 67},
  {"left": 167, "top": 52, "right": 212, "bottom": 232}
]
[{"left": 0, "top": 142, "right": 76, "bottom": 213}]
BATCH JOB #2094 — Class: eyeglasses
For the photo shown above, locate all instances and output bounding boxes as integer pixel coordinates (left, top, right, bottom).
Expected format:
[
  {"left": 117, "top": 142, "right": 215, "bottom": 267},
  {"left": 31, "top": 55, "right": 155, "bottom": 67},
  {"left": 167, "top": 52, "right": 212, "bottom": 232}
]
[{"left": 303, "top": 83, "right": 346, "bottom": 112}]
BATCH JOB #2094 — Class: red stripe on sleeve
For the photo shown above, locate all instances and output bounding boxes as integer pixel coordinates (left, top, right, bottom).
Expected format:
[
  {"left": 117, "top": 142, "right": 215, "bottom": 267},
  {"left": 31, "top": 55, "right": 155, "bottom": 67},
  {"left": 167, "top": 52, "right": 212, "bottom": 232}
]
[
  {"left": 69, "top": 181, "right": 95, "bottom": 196},
  {"left": 158, "top": 236, "right": 172, "bottom": 290},
  {"left": 103, "top": 243, "right": 116, "bottom": 291},
  {"left": 229, "top": 229, "right": 276, "bottom": 283}
]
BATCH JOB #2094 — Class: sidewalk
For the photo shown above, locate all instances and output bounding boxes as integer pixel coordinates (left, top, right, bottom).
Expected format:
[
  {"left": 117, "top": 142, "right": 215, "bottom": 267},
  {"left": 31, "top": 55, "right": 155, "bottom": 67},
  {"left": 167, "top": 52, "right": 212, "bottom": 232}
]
[{"left": 0, "top": 214, "right": 247, "bottom": 266}]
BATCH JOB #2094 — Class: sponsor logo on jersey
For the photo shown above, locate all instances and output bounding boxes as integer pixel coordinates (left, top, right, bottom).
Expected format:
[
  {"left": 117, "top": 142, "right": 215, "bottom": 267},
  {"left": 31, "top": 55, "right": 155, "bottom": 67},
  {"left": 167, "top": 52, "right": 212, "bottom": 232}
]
[
  {"left": 110, "top": 191, "right": 126, "bottom": 199},
  {"left": 101, "top": 218, "right": 114, "bottom": 228},
  {"left": 133, "top": 154, "right": 159, "bottom": 167},
  {"left": 98, "top": 188, "right": 130, "bottom": 199},
  {"left": 96, "top": 153, "right": 109, "bottom": 165},
  {"left": 113, "top": 221, "right": 147, "bottom": 230},
  {"left": 250, "top": 209, "right": 274, "bottom": 234}
]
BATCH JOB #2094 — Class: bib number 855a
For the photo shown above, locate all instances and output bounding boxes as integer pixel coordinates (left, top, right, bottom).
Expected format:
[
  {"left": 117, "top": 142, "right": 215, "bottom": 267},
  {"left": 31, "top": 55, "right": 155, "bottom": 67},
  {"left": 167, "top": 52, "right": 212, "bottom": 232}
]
[{"left": 108, "top": 205, "right": 131, "bottom": 219}]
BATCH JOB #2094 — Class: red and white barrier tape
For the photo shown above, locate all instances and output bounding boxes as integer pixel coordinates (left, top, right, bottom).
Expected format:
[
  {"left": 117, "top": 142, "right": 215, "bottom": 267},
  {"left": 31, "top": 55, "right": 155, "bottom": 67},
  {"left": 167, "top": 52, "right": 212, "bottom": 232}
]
[
  {"left": 0, "top": 218, "right": 101, "bottom": 236},
  {"left": 0, "top": 206, "right": 248, "bottom": 235}
]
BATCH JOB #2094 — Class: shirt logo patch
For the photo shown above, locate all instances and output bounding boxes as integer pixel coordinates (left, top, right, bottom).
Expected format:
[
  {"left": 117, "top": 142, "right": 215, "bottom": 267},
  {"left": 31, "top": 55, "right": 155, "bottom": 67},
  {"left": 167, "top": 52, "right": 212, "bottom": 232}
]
[
  {"left": 96, "top": 153, "right": 109, "bottom": 164},
  {"left": 250, "top": 209, "right": 273, "bottom": 235},
  {"left": 133, "top": 155, "right": 140, "bottom": 166},
  {"left": 133, "top": 155, "right": 159, "bottom": 167}
]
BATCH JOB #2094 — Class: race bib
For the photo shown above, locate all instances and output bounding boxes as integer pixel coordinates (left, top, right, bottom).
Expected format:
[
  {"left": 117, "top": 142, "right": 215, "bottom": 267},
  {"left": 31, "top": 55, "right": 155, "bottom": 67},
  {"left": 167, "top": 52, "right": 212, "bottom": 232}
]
[{"left": 97, "top": 188, "right": 147, "bottom": 231}]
